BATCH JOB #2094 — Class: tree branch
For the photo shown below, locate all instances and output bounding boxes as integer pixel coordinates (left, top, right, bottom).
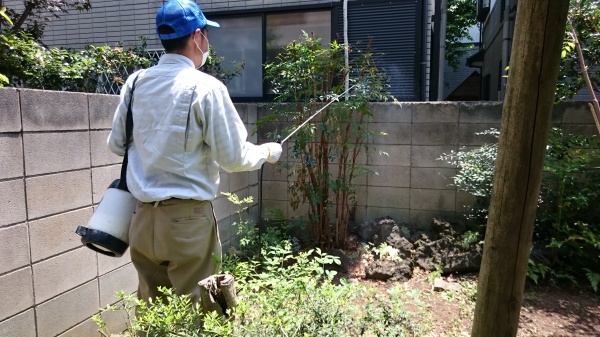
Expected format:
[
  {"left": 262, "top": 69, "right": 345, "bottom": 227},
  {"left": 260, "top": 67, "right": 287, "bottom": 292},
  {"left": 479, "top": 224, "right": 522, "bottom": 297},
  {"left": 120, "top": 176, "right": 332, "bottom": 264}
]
[
  {"left": 570, "top": 16, "right": 600, "bottom": 135},
  {"left": 11, "top": 1, "right": 35, "bottom": 31}
]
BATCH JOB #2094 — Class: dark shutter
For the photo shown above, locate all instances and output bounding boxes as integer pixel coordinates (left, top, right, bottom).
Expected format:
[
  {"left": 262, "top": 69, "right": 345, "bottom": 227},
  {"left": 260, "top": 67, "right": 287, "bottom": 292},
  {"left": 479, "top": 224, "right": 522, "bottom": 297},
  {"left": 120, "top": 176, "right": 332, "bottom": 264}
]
[{"left": 338, "top": 0, "right": 423, "bottom": 101}]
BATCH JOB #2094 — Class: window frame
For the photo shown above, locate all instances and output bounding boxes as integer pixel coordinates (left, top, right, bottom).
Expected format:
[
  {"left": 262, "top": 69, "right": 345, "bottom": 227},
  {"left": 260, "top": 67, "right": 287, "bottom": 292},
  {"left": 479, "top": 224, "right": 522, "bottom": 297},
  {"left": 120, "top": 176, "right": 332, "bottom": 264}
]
[{"left": 208, "top": 3, "right": 338, "bottom": 102}]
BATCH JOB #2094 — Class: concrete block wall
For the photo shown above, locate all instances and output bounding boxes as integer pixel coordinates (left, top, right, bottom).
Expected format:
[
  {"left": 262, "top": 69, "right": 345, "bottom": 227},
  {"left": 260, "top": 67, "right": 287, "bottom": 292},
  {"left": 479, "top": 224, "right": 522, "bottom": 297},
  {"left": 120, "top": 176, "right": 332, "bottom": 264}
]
[
  {"left": 0, "top": 88, "right": 258, "bottom": 337},
  {"left": 256, "top": 101, "right": 596, "bottom": 229},
  {"left": 0, "top": 86, "right": 594, "bottom": 336}
]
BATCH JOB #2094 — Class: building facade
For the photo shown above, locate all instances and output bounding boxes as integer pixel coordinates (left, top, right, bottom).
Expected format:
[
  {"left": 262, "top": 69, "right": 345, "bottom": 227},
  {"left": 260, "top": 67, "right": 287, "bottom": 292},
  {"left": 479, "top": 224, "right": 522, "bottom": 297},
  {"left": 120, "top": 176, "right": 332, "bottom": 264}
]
[{"left": 5, "top": 0, "right": 440, "bottom": 101}]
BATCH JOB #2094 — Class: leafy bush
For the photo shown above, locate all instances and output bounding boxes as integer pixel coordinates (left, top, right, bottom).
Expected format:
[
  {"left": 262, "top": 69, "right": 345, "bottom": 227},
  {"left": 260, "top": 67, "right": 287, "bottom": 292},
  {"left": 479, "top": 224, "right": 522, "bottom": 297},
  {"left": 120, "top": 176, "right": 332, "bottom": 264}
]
[
  {"left": 260, "top": 32, "right": 395, "bottom": 249},
  {"left": 441, "top": 128, "right": 600, "bottom": 290},
  {"left": 93, "top": 193, "right": 426, "bottom": 336},
  {"left": 0, "top": 29, "right": 152, "bottom": 91},
  {"left": 94, "top": 240, "right": 425, "bottom": 337},
  {"left": 0, "top": 30, "right": 243, "bottom": 92}
]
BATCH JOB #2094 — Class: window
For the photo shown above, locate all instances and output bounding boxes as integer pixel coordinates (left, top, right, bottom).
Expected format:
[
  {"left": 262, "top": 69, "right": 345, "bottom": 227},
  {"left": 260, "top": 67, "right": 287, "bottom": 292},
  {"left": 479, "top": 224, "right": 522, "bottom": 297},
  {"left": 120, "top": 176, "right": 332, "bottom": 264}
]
[
  {"left": 209, "top": 1, "right": 424, "bottom": 101},
  {"left": 210, "top": 9, "right": 332, "bottom": 99},
  {"left": 209, "top": 16, "right": 263, "bottom": 98},
  {"left": 265, "top": 11, "right": 331, "bottom": 64}
]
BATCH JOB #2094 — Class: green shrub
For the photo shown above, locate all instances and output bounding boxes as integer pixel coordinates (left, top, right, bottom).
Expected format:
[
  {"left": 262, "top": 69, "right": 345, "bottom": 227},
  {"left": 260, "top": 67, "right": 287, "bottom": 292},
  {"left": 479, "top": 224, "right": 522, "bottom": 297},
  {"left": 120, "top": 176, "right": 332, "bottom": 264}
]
[
  {"left": 260, "top": 32, "right": 395, "bottom": 249},
  {"left": 93, "top": 239, "right": 425, "bottom": 337},
  {"left": 441, "top": 128, "right": 600, "bottom": 290},
  {"left": 93, "top": 193, "right": 426, "bottom": 336},
  {"left": 0, "top": 30, "right": 243, "bottom": 92},
  {"left": 0, "top": 30, "right": 152, "bottom": 92}
]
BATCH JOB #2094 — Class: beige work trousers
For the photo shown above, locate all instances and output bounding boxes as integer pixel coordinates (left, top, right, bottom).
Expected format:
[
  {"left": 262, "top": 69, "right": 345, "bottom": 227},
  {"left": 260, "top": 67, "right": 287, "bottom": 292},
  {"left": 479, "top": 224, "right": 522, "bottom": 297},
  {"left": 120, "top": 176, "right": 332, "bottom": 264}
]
[{"left": 129, "top": 198, "right": 221, "bottom": 304}]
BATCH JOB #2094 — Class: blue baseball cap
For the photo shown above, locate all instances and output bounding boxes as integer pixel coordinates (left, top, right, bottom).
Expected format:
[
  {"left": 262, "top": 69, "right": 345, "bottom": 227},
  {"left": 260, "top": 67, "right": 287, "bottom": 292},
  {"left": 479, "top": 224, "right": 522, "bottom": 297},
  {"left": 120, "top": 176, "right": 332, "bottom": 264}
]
[{"left": 156, "top": 0, "right": 220, "bottom": 40}]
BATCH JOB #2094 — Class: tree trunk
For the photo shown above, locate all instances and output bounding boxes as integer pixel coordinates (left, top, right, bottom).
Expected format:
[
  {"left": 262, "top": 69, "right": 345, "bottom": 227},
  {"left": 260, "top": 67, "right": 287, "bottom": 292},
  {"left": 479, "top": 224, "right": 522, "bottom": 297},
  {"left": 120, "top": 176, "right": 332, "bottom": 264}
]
[{"left": 471, "top": 1, "right": 569, "bottom": 336}]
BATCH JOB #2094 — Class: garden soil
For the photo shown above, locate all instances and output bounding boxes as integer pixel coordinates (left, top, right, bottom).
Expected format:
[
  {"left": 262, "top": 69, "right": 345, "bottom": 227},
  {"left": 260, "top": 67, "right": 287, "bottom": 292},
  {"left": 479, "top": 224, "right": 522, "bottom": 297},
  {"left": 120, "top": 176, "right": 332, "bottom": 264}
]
[{"left": 341, "top": 249, "right": 600, "bottom": 337}]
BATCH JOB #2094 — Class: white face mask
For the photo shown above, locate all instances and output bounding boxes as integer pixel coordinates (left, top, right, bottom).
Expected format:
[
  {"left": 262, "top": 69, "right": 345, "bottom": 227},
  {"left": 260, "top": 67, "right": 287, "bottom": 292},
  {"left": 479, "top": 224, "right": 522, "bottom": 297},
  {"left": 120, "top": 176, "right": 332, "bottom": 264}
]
[{"left": 195, "top": 31, "right": 209, "bottom": 68}]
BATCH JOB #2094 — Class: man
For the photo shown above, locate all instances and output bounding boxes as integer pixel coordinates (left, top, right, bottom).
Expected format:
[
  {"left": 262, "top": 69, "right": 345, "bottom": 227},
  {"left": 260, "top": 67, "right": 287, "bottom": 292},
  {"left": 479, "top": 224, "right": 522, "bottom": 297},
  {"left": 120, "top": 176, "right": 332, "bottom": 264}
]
[{"left": 107, "top": 0, "right": 282, "bottom": 304}]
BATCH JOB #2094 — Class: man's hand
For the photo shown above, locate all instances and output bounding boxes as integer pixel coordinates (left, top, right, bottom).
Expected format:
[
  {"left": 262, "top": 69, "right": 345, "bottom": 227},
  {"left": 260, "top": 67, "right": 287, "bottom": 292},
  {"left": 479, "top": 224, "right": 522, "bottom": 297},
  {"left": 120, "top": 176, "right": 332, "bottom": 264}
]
[{"left": 262, "top": 143, "right": 282, "bottom": 164}]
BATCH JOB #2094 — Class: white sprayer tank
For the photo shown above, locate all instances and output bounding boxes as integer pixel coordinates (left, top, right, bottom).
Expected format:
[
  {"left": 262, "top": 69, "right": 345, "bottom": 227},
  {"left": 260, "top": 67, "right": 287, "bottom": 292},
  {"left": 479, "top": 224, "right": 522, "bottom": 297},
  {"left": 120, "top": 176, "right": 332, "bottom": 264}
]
[{"left": 76, "top": 179, "right": 137, "bottom": 257}]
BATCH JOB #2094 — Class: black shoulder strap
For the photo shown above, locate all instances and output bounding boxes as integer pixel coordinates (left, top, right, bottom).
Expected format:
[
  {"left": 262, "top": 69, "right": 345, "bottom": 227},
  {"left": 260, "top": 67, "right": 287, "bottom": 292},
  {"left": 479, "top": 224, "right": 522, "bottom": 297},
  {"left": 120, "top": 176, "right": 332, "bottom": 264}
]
[{"left": 118, "top": 74, "right": 140, "bottom": 191}]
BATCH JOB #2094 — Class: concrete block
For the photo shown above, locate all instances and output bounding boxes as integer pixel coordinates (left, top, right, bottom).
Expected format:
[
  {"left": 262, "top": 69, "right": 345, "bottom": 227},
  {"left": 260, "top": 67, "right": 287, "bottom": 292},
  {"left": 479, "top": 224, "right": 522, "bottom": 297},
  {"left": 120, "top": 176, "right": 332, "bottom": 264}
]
[
  {"left": 218, "top": 172, "right": 231, "bottom": 194},
  {"left": 247, "top": 104, "right": 258, "bottom": 124},
  {"left": 411, "top": 123, "right": 458, "bottom": 146},
  {"left": 248, "top": 124, "right": 258, "bottom": 143},
  {"left": 0, "top": 88, "right": 21, "bottom": 132},
  {"left": 0, "top": 267, "right": 34, "bottom": 321},
  {"left": 35, "top": 281, "right": 99, "bottom": 337},
  {"left": 456, "top": 191, "right": 476, "bottom": 212},
  {"left": 57, "top": 318, "right": 101, "bottom": 337},
  {"left": 20, "top": 89, "right": 89, "bottom": 131},
  {"left": 459, "top": 102, "right": 503, "bottom": 123},
  {"left": 364, "top": 207, "right": 410, "bottom": 225},
  {"left": 558, "top": 101, "right": 594, "bottom": 124},
  {"left": 0, "top": 179, "right": 26, "bottom": 227},
  {"left": 29, "top": 208, "right": 93, "bottom": 262},
  {"left": 262, "top": 163, "right": 287, "bottom": 181},
  {"left": 288, "top": 201, "right": 309, "bottom": 219},
  {"left": 33, "top": 247, "right": 97, "bottom": 304},
  {"left": 409, "top": 210, "right": 458, "bottom": 230},
  {"left": 92, "top": 165, "right": 121, "bottom": 204},
  {"left": 212, "top": 195, "right": 235, "bottom": 222},
  {"left": 96, "top": 309, "right": 130, "bottom": 337},
  {"left": 367, "top": 166, "right": 410, "bottom": 188},
  {"left": 23, "top": 132, "right": 91, "bottom": 176},
  {"left": 0, "top": 309, "right": 36, "bottom": 337},
  {"left": 0, "top": 224, "right": 30, "bottom": 275},
  {"left": 367, "top": 186, "right": 409, "bottom": 209},
  {"left": 412, "top": 102, "right": 459, "bottom": 123},
  {"left": 411, "top": 168, "right": 456, "bottom": 190},
  {"left": 369, "top": 145, "right": 411, "bottom": 166},
  {"left": 458, "top": 123, "right": 499, "bottom": 146},
  {"left": 353, "top": 205, "right": 368, "bottom": 224},
  {"left": 410, "top": 189, "right": 456, "bottom": 212},
  {"left": 230, "top": 171, "right": 249, "bottom": 192},
  {"left": 248, "top": 169, "right": 258, "bottom": 186},
  {"left": 91, "top": 130, "right": 122, "bottom": 166},
  {"left": 371, "top": 123, "right": 411, "bottom": 145},
  {"left": 0, "top": 134, "right": 23, "bottom": 180},
  {"left": 218, "top": 217, "right": 233, "bottom": 244},
  {"left": 411, "top": 145, "right": 457, "bottom": 168},
  {"left": 249, "top": 185, "right": 259, "bottom": 205},
  {"left": 99, "top": 264, "right": 138, "bottom": 307},
  {"left": 262, "top": 180, "right": 289, "bottom": 201},
  {"left": 26, "top": 170, "right": 92, "bottom": 220},
  {"left": 233, "top": 103, "right": 248, "bottom": 123},
  {"left": 262, "top": 199, "right": 288, "bottom": 216},
  {"left": 561, "top": 124, "right": 598, "bottom": 138},
  {"left": 369, "top": 102, "right": 411, "bottom": 123},
  {"left": 98, "top": 253, "right": 132, "bottom": 277}
]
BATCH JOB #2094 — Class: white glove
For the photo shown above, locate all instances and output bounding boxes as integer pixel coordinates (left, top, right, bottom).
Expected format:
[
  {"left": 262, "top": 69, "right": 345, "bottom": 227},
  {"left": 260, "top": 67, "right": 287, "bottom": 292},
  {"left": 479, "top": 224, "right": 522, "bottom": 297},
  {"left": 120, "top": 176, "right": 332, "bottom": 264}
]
[{"left": 262, "top": 142, "right": 282, "bottom": 164}]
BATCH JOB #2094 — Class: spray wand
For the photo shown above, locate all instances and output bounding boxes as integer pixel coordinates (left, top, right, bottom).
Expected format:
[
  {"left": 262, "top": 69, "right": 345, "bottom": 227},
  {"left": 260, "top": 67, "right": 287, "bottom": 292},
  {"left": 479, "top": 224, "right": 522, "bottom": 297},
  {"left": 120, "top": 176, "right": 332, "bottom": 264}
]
[{"left": 279, "top": 84, "right": 357, "bottom": 144}]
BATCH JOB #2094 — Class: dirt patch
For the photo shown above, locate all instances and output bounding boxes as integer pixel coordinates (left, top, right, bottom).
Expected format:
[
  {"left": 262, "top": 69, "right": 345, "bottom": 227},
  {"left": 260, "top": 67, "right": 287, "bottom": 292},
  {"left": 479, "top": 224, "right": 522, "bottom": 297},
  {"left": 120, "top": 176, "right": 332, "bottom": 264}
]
[{"left": 340, "top": 249, "right": 600, "bottom": 337}]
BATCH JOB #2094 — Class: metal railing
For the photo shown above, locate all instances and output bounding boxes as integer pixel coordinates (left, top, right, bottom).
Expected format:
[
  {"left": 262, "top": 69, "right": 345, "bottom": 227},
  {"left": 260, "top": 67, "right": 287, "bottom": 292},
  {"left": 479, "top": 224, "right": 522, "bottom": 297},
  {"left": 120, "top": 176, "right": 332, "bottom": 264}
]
[{"left": 95, "top": 49, "right": 164, "bottom": 95}]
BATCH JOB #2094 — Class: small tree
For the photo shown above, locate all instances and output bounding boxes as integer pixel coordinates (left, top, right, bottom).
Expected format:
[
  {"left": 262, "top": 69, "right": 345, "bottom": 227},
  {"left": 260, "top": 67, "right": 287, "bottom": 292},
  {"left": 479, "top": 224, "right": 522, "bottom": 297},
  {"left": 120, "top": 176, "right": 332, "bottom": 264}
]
[
  {"left": 261, "top": 32, "right": 394, "bottom": 249},
  {"left": 446, "top": 0, "right": 478, "bottom": 71}
]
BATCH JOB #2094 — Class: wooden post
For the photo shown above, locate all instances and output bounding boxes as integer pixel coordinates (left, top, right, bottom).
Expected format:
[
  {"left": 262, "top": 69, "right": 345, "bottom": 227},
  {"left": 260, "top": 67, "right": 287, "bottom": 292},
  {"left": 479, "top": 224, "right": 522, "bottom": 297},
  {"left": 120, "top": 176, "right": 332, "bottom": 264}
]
[{"left": 471, "top": 1, "right": 570, "bottom": 336}]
